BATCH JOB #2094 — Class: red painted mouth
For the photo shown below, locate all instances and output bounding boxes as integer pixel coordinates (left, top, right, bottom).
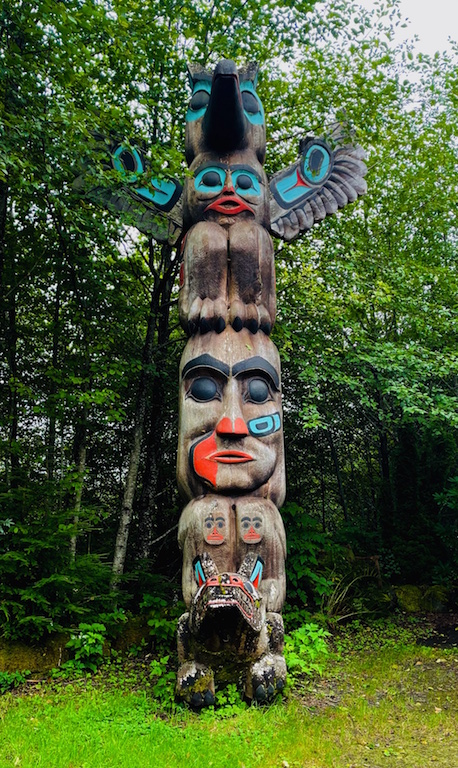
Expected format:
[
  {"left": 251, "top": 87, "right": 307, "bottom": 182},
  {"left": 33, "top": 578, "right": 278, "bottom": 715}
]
[
  {"left": 207, "top": 529, "right": 225, "bottom": 542},
  {"left": 208, "top": 450, "right": 254, "bottom": 464},
  {"left": 205, "top": 194, "right": 254, "bottom": 215},
  {"left": 243, "top": 532, "right": 261, "bottom": 542}
]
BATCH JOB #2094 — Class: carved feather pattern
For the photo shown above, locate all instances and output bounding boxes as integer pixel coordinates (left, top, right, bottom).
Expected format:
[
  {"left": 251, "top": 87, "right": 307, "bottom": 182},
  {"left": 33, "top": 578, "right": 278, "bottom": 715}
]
[{"left": 269, "top": 130, "right": 367, "bottom": 242}]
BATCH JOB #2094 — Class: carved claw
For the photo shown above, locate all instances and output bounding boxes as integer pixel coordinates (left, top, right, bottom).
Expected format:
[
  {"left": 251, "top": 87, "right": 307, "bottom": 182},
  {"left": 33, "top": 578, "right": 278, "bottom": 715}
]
[
  {"left": 246, "top": 652, "right": 287, "bottom": 703},
  {"left": 176, "top": 660, "right": 215, "bottom": 708}
]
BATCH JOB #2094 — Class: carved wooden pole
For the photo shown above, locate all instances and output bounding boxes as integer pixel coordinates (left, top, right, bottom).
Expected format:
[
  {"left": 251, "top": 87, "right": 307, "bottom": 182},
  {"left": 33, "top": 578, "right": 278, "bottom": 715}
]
[
  {"left": 175, "top": 61, "right": 287, "bottom": 706},
  {"left": 75, "top": 57, "right": 367, "bottom": 706}
]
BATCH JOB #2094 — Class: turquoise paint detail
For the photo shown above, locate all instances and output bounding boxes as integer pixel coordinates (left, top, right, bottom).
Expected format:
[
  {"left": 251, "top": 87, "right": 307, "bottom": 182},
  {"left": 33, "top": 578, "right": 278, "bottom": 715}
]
[
  {"left": 301, "top": 143, "right": 331, "bottom": 184},
  {"left": 250, "top": 558, "right": 263, "bottom": 585},
  {"left": 134, "top": 178, "right": 178, "bottom": 207},
  {"left": 186, "top": 80, "right": 212, "bottom": 122},
  {"left": 112, "top": 144, "right": 177, "bottom": 207},
  {"left": 194, "top": 166, "right": 225, "bottom": 193},
  {"left": 112, "top": 144, "right": 144, "bottom": 182},
  {"left": 194, "top": 165, "right": 261, "bottom": 196},
  {"left": 232, "top": 169, "right": 261, "bottom": 196},
  {"left": 194, "top": 559, "right": 206, "bottom": 586},
  {"left": 240, "top": 80, "right": 264, "bottom": 125},
  {"left": 276, "top": 168, "right": 309, "bottom": 204},
  {"left": 248, "top": 412, "right": 281, "bottom": 437}
]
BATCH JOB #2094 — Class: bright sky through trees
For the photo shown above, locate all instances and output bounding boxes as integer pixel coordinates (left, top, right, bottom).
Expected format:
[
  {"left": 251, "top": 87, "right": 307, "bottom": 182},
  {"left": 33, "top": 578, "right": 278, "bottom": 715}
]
[{"left": 360, "top": 0, "right": 457, "bottom": 54}]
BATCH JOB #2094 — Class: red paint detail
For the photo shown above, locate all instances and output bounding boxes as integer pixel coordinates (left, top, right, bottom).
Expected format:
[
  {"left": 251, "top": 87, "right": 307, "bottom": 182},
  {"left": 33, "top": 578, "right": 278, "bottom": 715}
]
[
  {"left": 179, "top": 261, "right": 184, "bottom": 287},
  {"left": 205, "top": 192, "right": 254, "bottom": 216},
  {"left": 208, "top": 450, "right": 253, "bottom": 464},
  {"left": 243, "top": 526, "right": 261, "bottom": 543},
  {"left": 192, "top": 431, "right": 218, "bottom": 486},
  {"left": 216, "top": 417, "right": 249, "bottom": 437},
  {"left": 296, "top": 168, "right": 311, "bottom": 188},
  {"left": 180, "top": 232, "right": 188, "bottom": 254},
  {"left": 252, "top": 572, "right": 261, "bottom": 589},
  {"left": 197, "top": 571, "right": 204, "bottom": 587},
  {"left": 207, "top": 527, "right": 225, "bottom": 542}
]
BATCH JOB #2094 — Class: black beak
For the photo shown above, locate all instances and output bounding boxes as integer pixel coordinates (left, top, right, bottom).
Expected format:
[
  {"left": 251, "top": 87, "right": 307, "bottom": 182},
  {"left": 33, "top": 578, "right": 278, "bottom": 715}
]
[{"left": 202, "top": 60, "right": 247, "bottom": 153}]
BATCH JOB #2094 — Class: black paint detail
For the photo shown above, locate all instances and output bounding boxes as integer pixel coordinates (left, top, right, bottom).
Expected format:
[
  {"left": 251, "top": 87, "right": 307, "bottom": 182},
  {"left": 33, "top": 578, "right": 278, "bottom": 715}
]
[
  {"left": 189, "top": 377, "right": 218, "bottom": 402},
  {"left": 203, "top": 61, "right": 247, "bottom": 153},
  {"left": 242, "top": 91, "right": 260, "bottom": 115},
  {"left": 182, "top": 354, "right": 230, "bottom": 379},
  {"left": 248, "top": 378, "right": 270, "bottom": 403},
  {"left": 232, "top": 356, "right": 280, "bottom": 389},
  {"left": 190, "top": 90, "right": 210, "bottom": 111}
]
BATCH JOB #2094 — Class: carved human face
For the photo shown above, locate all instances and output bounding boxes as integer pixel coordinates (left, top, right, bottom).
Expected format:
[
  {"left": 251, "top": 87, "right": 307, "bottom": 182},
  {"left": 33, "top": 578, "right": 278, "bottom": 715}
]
[
  {"left": 184, "top": 151, "right": 270, "bottom": 230},
  {"left": 177, "top": 328, "right": 286, "bottom": 505}
]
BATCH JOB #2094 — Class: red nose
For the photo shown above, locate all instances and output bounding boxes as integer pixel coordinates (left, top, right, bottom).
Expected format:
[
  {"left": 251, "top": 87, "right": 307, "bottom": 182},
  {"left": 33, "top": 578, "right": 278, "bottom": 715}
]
[{"left": 216, "top": 417, "right": 249, "bottom": 437}]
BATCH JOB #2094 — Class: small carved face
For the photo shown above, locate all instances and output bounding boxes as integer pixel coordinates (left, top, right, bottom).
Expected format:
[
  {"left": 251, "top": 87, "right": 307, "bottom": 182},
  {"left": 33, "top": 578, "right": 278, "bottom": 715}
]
[
  {"left": 203, "top": 510, "right": 228, "bottom": 545},
  {"left": 177, "top": 328, "right": 286, "bottom": 505},
  {"left": 184, "top": 153, "right": 270, "bottom": 229},
  {"left": 238, "top": 510, "right": 264, "bottom": 544}
]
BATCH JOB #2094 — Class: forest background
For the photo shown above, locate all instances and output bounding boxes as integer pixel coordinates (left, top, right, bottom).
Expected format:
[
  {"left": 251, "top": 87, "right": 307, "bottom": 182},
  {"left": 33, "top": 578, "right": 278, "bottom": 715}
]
[{"left": 0, "top": 0, "right": 457, "bottom": 644}]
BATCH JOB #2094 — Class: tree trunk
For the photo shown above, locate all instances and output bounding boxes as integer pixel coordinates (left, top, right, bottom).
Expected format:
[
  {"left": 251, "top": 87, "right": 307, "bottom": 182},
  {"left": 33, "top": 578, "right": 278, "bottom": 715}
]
[
  {"left": 326, "top": 428, "right": 349, "bottom": 522},
  {"left": 69, "top": 408, "right": 88, "bottom": 560}
]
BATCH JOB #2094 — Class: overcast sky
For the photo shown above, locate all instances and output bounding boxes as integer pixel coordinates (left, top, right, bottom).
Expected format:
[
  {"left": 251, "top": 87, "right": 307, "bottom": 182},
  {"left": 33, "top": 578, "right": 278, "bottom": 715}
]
[{"left": 359, "top": 0, "right": 457, "bottom": 55}]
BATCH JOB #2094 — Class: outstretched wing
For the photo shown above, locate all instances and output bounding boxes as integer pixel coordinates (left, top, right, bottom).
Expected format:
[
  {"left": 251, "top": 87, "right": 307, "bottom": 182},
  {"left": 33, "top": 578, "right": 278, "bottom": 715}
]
[
  {"left": 73, "top": 137, "right": 183, "bottom": 245},
  {"left": 269, "top": 126, "right": 367, "bottom": 241}
]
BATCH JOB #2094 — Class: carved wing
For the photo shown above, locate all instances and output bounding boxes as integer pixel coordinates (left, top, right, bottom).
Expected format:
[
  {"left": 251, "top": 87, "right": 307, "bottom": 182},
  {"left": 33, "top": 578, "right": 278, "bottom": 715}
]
[
  {"left": 269, "top": 126, "right": 367, "bottom": 241},
  {"left": 73, "top": 137, "right": 183, "bottom": 245}
]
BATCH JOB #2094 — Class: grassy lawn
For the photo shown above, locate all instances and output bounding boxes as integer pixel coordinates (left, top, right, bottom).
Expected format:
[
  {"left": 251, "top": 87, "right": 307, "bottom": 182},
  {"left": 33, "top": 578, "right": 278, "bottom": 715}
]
[{"left": 0, "top": 629, "right": 457, "bottom": 768}]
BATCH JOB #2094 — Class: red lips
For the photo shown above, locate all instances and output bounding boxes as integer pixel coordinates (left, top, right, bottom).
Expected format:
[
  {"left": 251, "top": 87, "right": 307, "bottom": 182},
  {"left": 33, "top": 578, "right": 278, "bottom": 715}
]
[
  {"left": 209, "top": 450, "right": 253, "bottom": 464},
  {"left": 192, "top": 431, "right": 253, "bottom": 487},
  {"left": 205, "top": 193, "right": 254, "bottom": 216}
]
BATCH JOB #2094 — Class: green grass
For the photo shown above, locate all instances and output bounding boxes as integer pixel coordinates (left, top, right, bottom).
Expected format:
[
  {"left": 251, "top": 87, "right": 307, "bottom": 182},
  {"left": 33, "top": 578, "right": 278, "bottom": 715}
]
[{"left": 0, "top": 631, "right": 457, "bottom": 767}]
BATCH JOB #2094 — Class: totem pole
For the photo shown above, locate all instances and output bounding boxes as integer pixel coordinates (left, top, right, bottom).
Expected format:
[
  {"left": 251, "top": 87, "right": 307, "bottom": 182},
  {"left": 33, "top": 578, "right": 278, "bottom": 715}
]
[{"left": 75, "top": 59, "right": 367, "bottom": 707}]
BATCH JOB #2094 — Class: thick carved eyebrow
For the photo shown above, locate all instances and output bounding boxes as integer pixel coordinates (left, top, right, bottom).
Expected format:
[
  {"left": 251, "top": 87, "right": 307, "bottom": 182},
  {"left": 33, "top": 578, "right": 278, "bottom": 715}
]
[
  {"left": 232, "top": 356, "right": 280, "bottom": 389},
  {"left": 182, "top": 354, "right": 230, "bottom": 379}
]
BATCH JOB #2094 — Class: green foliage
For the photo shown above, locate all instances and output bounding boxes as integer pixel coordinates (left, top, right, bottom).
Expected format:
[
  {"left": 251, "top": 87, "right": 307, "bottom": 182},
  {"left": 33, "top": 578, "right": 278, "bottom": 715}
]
[
  {"left": 0, "top": 0, "right": 457, "bottom": 643},
  {"left": 284, "top": 622, "right": 330, "bottom": 679},
  {"left": 0, "top": 669, "right": 30, "bottom": 694},
  {"left": 281, "top": 503, "right": 334, "bottom": 621},
  {"left": 148, "top": 655, "right": 177, "bottom": 709},
  {"left": 212, "top": 684, "right": 248, "bottom": 717},
  {"left": 64, "top": 622, "right": 107, "bottom": 674},
  {"left": 141, "top": 591, "right": 183, "bottom": 655}
]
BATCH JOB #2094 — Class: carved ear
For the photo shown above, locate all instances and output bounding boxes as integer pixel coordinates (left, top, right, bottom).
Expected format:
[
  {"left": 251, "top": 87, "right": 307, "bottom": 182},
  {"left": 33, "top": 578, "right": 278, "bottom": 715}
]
[
  {"left": 192, "top": 552, "right": 218, "bottom": 585},
  {"left": 238, "top": 553, "right": 264, "bottom": 587},
  {"left": 193, "top": 556, "right": 206, "bottom": 587},
  {"left": 238, "top": 62, "right": 259, "bottom": 85},
  {"left": 249, "top": 556, "right": 264, "bottom": 589},
  {"left": 187, "top": 62, "right": 212, "bottom": 86}
]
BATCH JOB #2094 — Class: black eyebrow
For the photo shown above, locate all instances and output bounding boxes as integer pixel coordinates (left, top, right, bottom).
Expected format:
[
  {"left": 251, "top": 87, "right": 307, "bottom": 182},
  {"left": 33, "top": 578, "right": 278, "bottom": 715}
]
[
  {"left": 232, "top": 356, "right": 280, "bottom": 389},
  {"left": 230, "top": 164, "right": 261, "bottom": 181},
  {"left": 182, "top": 354, "right": 230, "bottom": 379}
]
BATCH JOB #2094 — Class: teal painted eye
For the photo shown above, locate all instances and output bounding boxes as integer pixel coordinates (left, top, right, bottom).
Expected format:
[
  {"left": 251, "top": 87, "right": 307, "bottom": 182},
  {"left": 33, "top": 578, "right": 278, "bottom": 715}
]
[
  {"left": 190, "top": 90, "right": 209, "bottom": 112},
  {"left": 186, "top": 81, "right": 212, "bottom": 122},
  {"left": 301, "top": 142, "right": 332, "bottom": 184},
  {"left": 240, "top": 81, "right": 264, "bottom": 126},
  {"left": 112, "top": 145, "right": 143, "bottom": 182},
  {"left": 232, "top": 170, "right": 260, "bottom": 196},
  {"left": 194, "top": 166, "right": 225, "bottom": 194}
]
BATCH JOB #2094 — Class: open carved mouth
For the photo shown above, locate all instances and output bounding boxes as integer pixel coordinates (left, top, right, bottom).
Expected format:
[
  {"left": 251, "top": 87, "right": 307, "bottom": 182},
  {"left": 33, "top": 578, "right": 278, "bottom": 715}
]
[
  {"left": 208, "top": 450, "right": 254, "bottom": 463},
  {"left": 205, "top": 194, "right": 254, "bottom": 215}
]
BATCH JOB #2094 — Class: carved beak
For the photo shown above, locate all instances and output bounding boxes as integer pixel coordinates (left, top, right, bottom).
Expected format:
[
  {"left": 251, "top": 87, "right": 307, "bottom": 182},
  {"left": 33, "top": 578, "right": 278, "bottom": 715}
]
[{"left": 202, "top": 60, "right": 247, "bottom": 153}]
